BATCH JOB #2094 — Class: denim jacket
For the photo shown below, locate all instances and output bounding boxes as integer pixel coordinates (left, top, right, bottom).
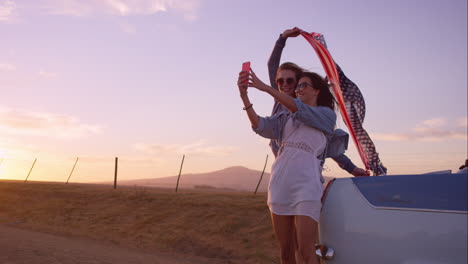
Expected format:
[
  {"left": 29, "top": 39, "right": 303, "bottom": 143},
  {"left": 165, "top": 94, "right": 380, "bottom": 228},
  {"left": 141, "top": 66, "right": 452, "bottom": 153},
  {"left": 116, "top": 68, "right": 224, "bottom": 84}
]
[{"left": 253, "top": 98, "right": 349, "bottom": 162}]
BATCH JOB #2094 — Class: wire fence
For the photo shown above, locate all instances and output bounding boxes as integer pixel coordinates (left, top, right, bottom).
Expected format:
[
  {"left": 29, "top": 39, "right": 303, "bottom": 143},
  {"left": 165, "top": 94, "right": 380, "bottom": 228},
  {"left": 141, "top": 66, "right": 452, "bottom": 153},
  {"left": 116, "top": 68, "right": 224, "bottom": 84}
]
[
  {"left": 0, "top": 154, "right": 271, "bottom": 194},
  {"left": 1, "top": 150, "right": 465, "bottom": 192}
]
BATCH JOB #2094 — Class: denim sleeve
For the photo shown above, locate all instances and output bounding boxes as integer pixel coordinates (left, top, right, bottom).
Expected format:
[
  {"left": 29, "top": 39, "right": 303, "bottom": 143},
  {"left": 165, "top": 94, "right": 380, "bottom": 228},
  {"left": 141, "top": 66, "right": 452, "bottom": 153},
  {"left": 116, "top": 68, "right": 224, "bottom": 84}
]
[
  {"left": 332, "top": 154, "right": 356, "bottom": 174},
  {"left": 291, "top": 98, "right": 336, "bottom": 135},
  {"left": 252, "top": 113, "right": 284, "bottom": 140},
  {"left": 268, "top": 34, "right": 286, "bottom": 90}
]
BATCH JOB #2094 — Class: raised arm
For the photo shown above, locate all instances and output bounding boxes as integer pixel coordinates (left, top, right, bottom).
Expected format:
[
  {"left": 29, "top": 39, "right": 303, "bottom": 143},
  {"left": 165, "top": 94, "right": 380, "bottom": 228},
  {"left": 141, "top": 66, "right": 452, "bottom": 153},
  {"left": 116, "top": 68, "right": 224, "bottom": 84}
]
[
  {"left": 238, "top": 71, "right": 285, "bottom": 139},
  {"left": 238, "top": 71, "right": 259, "bottom": 129},
  {"left": 268, "top": 35, "right": 285, "bottom": 90},
  {"left": 268, "top": 28, "right": 302, "bottom": 90}
]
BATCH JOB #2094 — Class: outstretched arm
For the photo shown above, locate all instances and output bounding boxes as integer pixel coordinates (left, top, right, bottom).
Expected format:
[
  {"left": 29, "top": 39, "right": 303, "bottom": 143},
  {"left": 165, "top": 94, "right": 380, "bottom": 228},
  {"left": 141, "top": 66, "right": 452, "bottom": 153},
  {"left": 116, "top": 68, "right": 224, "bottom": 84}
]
[
  {"left": 247, "top": 69, "right": 336, "bottom": 134},
  {"left": 333, "top": 154, "right": 370, "bottom": 176},
  {"left": 248, "top": 68, "right": 298, "bottom": 113}
]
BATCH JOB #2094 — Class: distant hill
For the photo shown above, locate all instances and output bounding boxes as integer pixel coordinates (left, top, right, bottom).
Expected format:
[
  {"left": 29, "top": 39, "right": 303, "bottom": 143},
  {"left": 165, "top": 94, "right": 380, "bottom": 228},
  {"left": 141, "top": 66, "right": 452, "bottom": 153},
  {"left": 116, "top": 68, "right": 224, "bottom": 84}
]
[{"left": 117, "top": 166, "right": 334, "bottom": 192}]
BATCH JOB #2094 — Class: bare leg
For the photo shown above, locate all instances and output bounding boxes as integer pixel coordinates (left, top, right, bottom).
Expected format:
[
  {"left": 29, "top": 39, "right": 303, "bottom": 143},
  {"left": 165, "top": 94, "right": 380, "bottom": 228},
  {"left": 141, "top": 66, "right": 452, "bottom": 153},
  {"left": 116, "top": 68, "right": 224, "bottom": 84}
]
[
  {"left": 293, "top": 227, "right": 304, "bottom": 264},
  {"left": 271, "top": 213, "right": 296, "bottom": 264},
  {"left": 295, "top": 215, "right": 319, "bottom": 264}
]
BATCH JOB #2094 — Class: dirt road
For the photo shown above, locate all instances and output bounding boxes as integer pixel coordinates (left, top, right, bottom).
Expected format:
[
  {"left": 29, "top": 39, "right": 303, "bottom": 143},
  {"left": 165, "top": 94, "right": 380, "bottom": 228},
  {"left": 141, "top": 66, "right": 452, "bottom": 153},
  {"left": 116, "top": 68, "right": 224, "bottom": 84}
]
[{"left": 0, "top": 225, "right": 219, "bottom": 264}]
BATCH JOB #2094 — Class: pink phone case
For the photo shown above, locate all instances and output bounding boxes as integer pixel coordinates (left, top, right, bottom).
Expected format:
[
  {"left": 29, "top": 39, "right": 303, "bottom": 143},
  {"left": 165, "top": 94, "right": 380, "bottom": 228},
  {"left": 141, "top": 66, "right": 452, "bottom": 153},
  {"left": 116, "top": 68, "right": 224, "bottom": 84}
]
[
  {"left": 241, "top": 62, "right": 250, "bottom": 84},
  {"left": 242, "top": 61, "right": 250, "bottom": 72}
]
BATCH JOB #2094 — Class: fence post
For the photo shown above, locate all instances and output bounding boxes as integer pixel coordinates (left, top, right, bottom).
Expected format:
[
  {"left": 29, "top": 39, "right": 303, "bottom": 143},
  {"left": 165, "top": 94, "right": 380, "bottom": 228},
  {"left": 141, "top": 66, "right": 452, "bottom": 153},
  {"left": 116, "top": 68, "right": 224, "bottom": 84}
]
[
  {"left": 254, "top": 154, "right": 269, "bottom": 195},
  {"left": 175, "top": 154, "right": 185, "bottom": 193},
  {"left": 114, "top": 157, "right": 118, "bottom": 189},
  {"left": 66, "top": 157, "right": 79, "bottom": 184},
  {"left": 24, "top": 158, "right": 37, "bottom": 183}
]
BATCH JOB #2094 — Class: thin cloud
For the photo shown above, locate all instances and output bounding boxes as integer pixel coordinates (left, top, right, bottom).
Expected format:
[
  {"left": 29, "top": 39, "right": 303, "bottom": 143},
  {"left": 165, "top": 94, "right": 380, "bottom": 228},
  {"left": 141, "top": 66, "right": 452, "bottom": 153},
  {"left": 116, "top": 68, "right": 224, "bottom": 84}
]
[
  {"left": 39, "top": 70, "right": 58, "bottom": 78},
  {"left": 419, "top": 118, "right": 447, "bottom": 128},
  {"left": 104, "top": 0, "right": 166, "bottom": 16},
  {"left": 44, "top": 0, "right": 95, "bottom": 17},
  {"left": 0, "top": 106, "right": 102, "bottom": 139},
  {"left": 167, "top": 0, "right": 201, "bottom": 21},
  {"left": 373, "top": 117, "right": 467, "bottom": 142},
  {"left": 0, "top": 0, "right": 15, "bottom": 22},
  {"left": 44, "top": 0, "right": 201, "bottom": 20},
  {"left": 457, "top": 117, "right": 468, "bottom": 128},
  {"left": 134, "top": 140, "right": 238, "bottom": 156},
  {"left": 0, "top": 63, "right": 16, "bottom": 71}
]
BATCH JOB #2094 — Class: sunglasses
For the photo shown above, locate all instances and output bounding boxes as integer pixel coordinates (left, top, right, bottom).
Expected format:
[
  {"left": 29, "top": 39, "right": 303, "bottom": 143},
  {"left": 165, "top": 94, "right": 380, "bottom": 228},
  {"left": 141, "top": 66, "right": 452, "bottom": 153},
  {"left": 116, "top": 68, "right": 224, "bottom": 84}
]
[
  {"left": 276, "top": 77, "right": 296, "bottom": 86},
  {"left": 295, "top": 82, "right": 313, "bottom": 91}
]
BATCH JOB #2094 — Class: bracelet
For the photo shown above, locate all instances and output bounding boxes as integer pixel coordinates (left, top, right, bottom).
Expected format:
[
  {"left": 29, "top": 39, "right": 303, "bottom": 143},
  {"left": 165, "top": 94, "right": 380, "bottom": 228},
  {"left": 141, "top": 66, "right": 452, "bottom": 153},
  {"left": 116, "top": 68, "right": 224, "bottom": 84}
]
[{"left": 243, "top": 104, "right": 253, "bottom": 110}]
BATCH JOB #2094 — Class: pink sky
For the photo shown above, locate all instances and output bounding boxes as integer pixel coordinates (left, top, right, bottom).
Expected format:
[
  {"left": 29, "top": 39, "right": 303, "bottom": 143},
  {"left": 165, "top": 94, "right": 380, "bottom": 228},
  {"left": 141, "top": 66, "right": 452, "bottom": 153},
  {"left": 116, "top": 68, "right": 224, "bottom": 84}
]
[{"left": 0, "top": 0, "right": 466, "bottom": 182}]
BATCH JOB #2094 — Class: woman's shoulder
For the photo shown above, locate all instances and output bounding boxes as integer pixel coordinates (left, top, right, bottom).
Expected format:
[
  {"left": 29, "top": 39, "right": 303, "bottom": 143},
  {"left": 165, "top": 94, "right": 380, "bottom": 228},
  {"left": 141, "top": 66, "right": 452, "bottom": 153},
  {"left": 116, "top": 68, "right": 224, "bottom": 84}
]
[
  {"left": 316, "top": 105, "right": 336, "bottom": 115},
  {"left": 304, "top": 103, "right": 337, "bottom": 119},
  {"left": 294, "top": 98, "right": 335, "bottom": 113}
]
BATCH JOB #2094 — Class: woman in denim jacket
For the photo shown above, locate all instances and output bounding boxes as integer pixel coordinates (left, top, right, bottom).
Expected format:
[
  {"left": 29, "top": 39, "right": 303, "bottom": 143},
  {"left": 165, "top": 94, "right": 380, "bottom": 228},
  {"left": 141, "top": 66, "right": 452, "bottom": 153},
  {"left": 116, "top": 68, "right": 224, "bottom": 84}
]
[{"left": 238, "top": 69, "right": 341, "bottom": 264}]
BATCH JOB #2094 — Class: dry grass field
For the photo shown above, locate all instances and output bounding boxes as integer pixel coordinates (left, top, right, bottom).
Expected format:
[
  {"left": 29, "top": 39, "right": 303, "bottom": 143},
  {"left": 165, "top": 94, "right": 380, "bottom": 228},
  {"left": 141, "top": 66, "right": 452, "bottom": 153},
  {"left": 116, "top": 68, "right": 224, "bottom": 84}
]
[{"left": 0, "top": 180, "right": 278, "bottom": 263}]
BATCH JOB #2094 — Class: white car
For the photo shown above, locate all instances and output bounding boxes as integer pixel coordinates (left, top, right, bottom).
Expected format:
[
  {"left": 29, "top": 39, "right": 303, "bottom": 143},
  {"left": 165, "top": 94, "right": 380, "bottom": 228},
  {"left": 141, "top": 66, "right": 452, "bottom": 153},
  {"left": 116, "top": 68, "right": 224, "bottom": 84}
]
[{"left": 317, "top": 172, "right": 468, "bottom": 264}]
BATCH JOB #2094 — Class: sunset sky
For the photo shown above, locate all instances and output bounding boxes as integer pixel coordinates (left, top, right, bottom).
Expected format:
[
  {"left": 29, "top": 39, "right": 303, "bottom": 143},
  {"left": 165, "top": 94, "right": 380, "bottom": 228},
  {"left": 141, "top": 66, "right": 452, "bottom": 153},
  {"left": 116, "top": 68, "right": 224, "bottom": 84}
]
[{"left": 0, "top": 0, "right": 466, "bottom": 183}]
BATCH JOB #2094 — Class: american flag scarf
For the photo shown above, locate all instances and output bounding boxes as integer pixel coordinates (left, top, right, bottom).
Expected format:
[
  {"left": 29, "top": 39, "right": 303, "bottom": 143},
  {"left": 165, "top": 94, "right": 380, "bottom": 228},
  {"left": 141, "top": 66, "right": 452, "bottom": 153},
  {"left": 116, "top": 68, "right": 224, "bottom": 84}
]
[{"left": 300, "top": 30, "right": 387, "bottom": 175}]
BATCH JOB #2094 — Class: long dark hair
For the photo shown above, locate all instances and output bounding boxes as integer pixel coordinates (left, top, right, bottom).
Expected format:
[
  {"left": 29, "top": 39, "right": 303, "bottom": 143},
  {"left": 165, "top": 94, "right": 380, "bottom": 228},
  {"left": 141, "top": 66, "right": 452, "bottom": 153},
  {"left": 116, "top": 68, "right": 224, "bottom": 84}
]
[{"left": 301, "top": 71, "right": 336, "bottom": 110}]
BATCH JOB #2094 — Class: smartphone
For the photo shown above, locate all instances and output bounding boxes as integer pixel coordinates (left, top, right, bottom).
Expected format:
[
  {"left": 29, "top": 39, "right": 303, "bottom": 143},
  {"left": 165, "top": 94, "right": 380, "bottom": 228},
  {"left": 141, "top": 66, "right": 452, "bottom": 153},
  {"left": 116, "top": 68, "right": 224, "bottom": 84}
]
[
  {"left": 242, "top": 61, "right": 251, "bottom": 72},
  {"left": 241, "top": 61, "right": 250, "bottom": 85}
]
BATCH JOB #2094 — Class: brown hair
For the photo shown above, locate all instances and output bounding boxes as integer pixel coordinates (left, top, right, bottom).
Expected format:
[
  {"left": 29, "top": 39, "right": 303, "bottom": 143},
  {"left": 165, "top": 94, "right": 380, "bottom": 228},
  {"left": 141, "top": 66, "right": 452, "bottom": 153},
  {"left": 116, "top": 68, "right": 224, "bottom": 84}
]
[
  {"left": 300, "top": 71, "right": 336, "bottom": 110},
  {"left": 276, "top": 62, "right": 303, "bottom": 83}
]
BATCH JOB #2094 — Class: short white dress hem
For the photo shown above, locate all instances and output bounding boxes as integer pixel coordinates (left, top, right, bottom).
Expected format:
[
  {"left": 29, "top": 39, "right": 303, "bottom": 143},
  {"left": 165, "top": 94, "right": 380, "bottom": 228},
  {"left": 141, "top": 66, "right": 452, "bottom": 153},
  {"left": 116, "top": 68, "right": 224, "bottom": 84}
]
[{"left": 269, "top": 200, "right": 322, "bottom": 222}]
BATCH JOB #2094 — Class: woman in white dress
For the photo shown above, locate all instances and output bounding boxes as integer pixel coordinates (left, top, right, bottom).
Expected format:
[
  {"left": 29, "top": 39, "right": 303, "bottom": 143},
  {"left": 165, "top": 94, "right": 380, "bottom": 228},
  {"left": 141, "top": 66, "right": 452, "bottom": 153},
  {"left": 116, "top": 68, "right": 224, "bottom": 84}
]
[{"left": 238, "top": 69, "right": 339, "bottom": 264}]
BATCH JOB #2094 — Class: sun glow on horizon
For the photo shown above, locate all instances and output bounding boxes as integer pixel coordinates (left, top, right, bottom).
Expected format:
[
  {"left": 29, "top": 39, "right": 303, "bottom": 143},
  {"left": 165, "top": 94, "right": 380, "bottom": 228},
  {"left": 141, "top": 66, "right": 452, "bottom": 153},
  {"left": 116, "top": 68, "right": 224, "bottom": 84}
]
[{"left": 0, "top": 0, "right": 466, "bottom": 183}]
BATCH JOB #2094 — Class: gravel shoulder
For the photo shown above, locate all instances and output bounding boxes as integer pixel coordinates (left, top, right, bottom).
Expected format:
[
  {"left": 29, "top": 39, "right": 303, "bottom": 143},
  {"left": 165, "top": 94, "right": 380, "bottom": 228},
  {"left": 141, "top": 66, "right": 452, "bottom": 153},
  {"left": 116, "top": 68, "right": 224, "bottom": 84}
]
[{"left": 0, "top": 224, "right": 219, "bottom": 264}]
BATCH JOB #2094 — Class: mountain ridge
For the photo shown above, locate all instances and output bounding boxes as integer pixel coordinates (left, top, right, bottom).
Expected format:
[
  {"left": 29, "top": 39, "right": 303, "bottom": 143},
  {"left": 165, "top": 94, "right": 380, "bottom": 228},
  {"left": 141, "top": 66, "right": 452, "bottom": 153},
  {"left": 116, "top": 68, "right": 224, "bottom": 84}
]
[{"left": 117, "top": 166, "right": 334, "bottom": 192}]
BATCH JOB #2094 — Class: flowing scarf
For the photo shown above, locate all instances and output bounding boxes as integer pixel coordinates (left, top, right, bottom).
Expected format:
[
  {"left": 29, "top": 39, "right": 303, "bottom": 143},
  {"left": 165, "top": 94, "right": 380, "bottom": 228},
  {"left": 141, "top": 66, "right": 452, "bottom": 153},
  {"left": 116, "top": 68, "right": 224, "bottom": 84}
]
[{"left": 300, "top": 30, "right": 387, "bottom": 175}]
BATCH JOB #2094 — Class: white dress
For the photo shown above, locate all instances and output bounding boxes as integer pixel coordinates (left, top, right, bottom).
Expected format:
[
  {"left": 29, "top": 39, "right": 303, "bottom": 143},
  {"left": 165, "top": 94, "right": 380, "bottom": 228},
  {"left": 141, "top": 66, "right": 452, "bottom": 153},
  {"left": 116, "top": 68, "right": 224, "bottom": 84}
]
[{"left": 268, "top": 116, "right": 326, "bottom": 222}]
